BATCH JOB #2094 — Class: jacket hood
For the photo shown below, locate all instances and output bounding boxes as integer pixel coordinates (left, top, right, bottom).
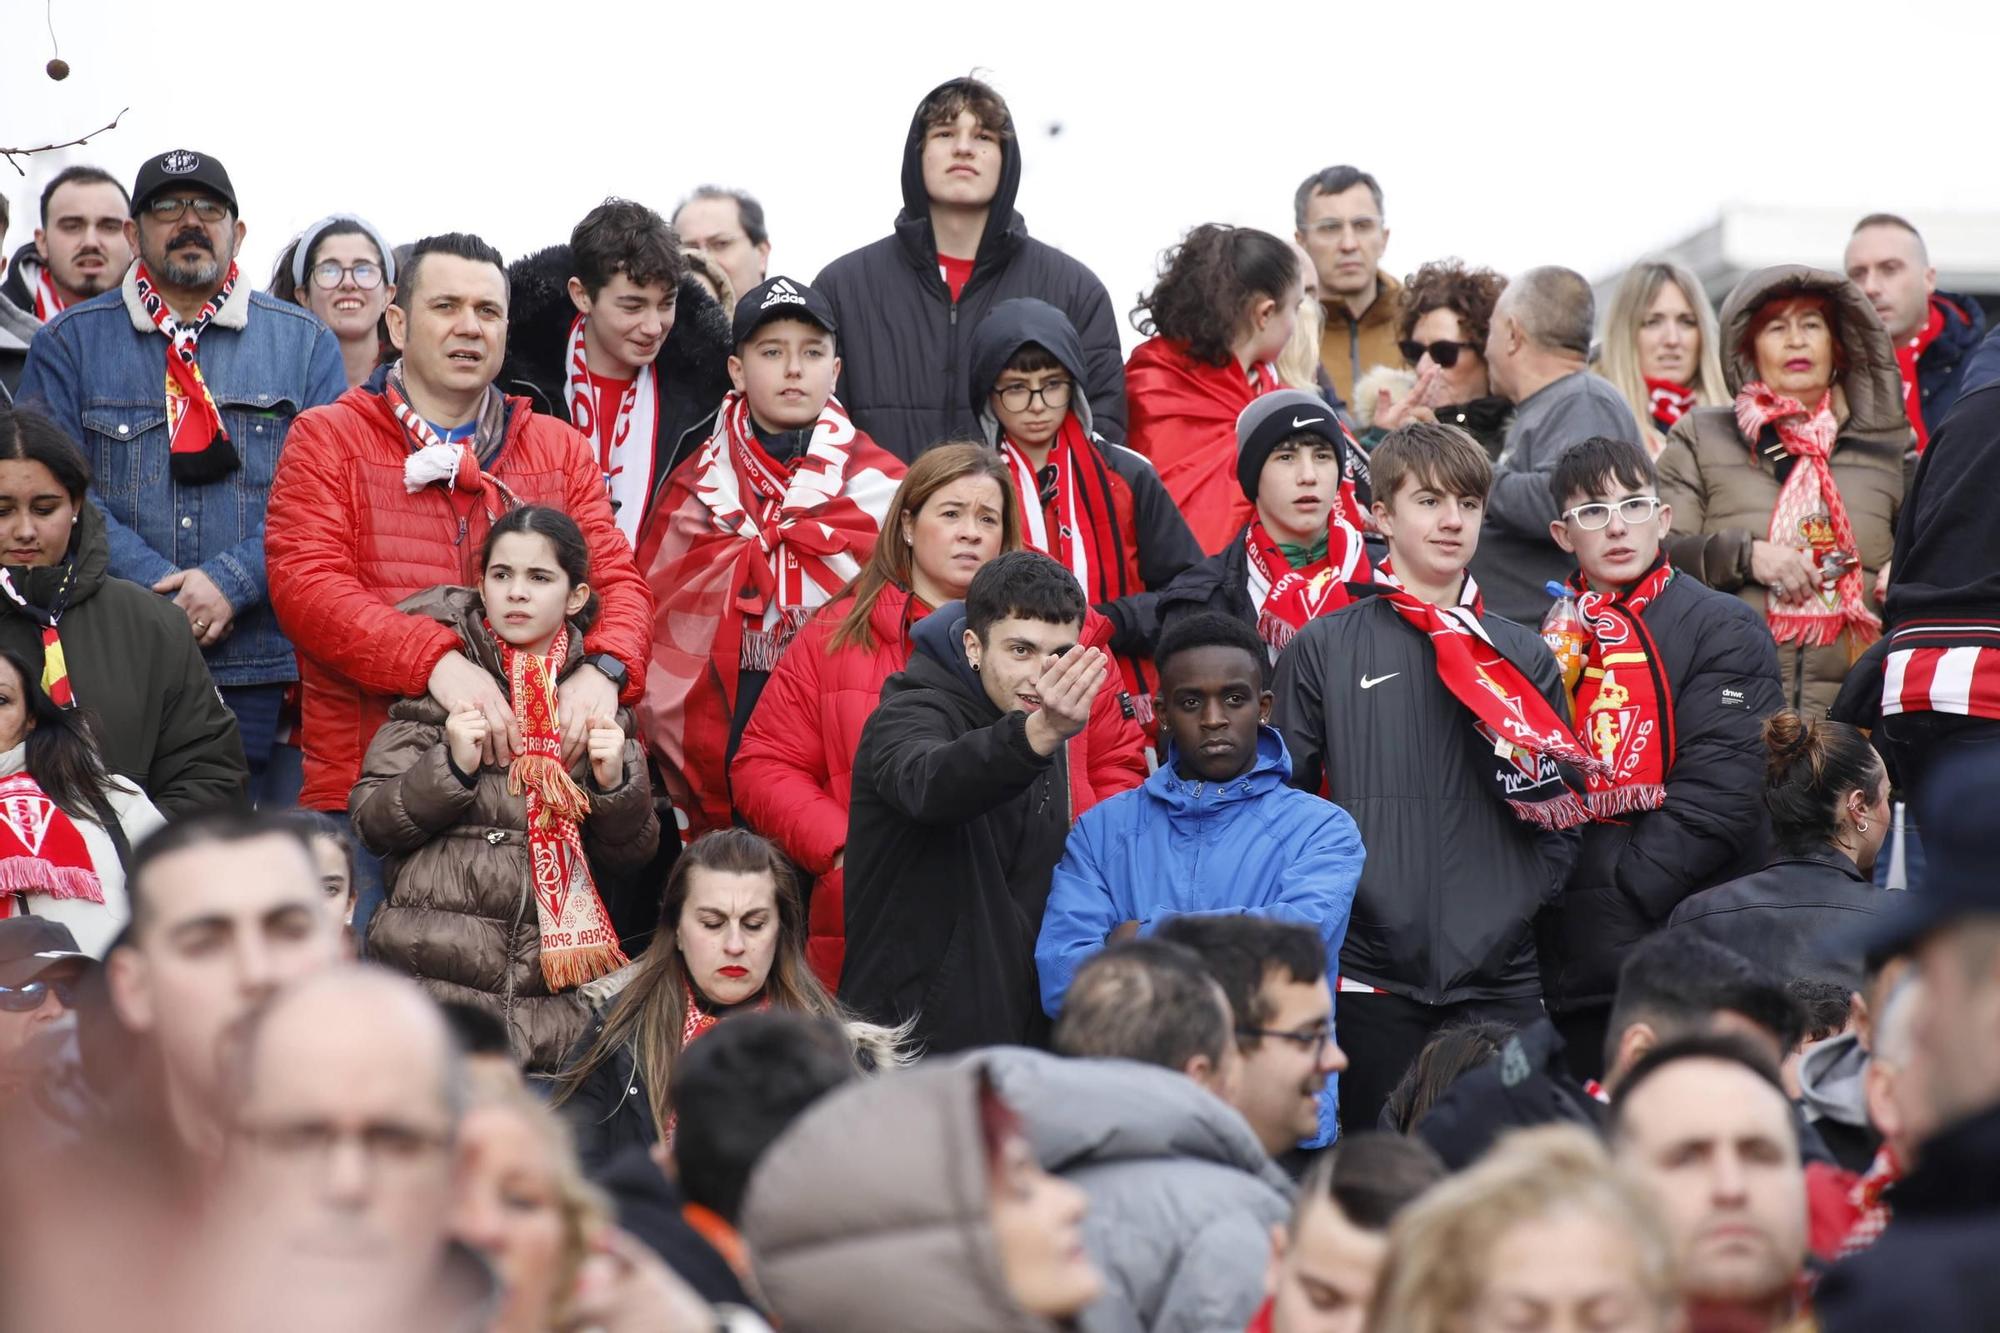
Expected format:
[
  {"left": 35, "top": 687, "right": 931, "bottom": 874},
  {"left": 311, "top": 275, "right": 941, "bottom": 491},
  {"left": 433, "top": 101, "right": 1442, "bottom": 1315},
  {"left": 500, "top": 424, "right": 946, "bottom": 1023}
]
[
  {"left": 1717, "top": 265, "right": 1908, "bottom": 439},
  {"left": 500, "top": 242, "right": 733, "bottom": 410},
  {"left": 977, "top": 1046, "right": 1291, "bottom": 1194},
  {"left": 0, "top": 292, "right": 35, "bottom": 354},
  {"left": 0, "top": 243, "right": 42, "bottom": 315},
  {"left": 896, "top": 79, "right": 1026, "bottom": 274},
  {"left": 1931, "top": 289, "right": 1988, "bottom": 361},
  {"left": 1150, "top": 725, "right": 1292, "bottom": 808},
  {"left": 2, "top": 499, "right": 111, "bottom": 611},
  {"left": 1797, "top": 1031, "right": 1870, "bottom": 1129},
  {"left": 743, "top": 1059, "right": 1059, "bottom": 1333},
  {"left": 967, "top": 297, "right": 1094, "bottom": 439},
  {"left": 909, "top": 600, "right": 993, "bottom": 709}
]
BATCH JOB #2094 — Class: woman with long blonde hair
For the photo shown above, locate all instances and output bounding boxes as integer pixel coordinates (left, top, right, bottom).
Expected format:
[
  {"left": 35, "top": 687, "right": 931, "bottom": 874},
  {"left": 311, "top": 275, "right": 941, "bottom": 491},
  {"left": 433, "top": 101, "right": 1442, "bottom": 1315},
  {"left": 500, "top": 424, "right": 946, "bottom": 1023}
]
[{"left": 1601, "top": 259, "right": 1730, "bottom": 456}]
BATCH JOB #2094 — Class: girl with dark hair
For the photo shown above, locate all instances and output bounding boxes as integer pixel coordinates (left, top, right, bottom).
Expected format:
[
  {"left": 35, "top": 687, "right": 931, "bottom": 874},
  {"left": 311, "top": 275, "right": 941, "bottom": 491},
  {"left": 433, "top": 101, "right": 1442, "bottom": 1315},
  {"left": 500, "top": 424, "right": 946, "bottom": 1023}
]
[
  {"left": 550, "top": 827, "right": 863, "bottom": 1170},
  {"left": 352, "top": 505, "right": 658, "bottom": 1071},
  {"left": 1667, "top": 710, "right": 1891, "bottom": 991},
  {"left": 1124, "top": 225, "right": 1305, "bottom": 552},
  {"left": 280, "top": 808, "right": 358, "bottom": 933},
  {"left": 269, "top": 215, "right": 398, "bottom": 389},
  {"left": 0, "top": 406, "right": 246, "bottom": 814},
  {"left": 0, "top": 649, "right": 164, "bottom": 955}
]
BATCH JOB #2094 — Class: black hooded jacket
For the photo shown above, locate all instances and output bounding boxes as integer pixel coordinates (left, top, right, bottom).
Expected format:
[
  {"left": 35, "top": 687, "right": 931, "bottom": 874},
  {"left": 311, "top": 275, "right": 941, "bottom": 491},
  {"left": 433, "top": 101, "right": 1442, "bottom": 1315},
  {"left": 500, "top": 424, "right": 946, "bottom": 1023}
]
[
  {"left": 814, "top": 79, "right": 1125, "bottom": 462},
  {"left": 498, "top": 244, "right": 733, "bottom": 514},
  {"left": 966, "top": 297, "right": 1201, "bottom": 661},
  {"left": 838, "top": 603, "right": 1070, "bottom": 1055}
]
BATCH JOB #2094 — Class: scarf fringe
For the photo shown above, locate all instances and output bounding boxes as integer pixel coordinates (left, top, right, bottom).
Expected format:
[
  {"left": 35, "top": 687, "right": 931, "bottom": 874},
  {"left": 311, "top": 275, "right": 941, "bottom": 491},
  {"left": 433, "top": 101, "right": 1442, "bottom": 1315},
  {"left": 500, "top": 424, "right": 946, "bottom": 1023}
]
[
  {"left": 1257, "top": 611, "right": 1298, "bottom": 654},
  {"left": 740, "top": 608, "right": 813, "bottom": 673},
  {"left": 1768, "top": 611, "right": 1879, "bottom": 649},
  {"left": 508, "top": 754, "right": 592, "bottom": 826},
  {"left": 0, "top": 858, "right": 103, "bottom": 904},
  {"left": 540, "top": 941, "right": 629, "bottom": 992},
  {"left": 1506, "top": 789, "right": 1595, "bottom": 832},
  {"left": 1585, "top": 784, "right": 1668, "bottom": 820}
]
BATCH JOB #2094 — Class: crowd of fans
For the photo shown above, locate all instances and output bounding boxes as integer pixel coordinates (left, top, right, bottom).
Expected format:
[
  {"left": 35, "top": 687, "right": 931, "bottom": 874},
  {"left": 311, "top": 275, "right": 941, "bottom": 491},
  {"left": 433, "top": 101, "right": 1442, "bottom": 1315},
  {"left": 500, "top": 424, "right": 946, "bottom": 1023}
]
[{"left": 3, "top": 70, "right": 2000, "bottom": 1331}]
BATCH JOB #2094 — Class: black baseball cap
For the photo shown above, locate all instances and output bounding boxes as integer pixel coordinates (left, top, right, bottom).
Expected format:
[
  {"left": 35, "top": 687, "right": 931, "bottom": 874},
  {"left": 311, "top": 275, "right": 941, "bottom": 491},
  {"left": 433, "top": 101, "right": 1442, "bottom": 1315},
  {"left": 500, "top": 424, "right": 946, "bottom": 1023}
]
[
  {"left": 0, "top": 917, "right": 90, "bottom": 987},
  {"left": 130, "top": 148, "right": 238, "bottom": 217},
  {"left": 732, "top": 276, "right": 838, "bottom": 348},
  {"left": 1859, "top": 741, "right": 2000, "bottom": 962}
]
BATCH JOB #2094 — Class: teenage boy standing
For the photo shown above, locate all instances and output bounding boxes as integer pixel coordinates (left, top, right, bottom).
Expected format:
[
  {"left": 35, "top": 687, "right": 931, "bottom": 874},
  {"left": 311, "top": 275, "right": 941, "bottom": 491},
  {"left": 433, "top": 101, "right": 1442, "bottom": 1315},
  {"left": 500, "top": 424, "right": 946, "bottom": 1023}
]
[
  {"left": 1273, "top": 421, "right": 1596, "bottom": 1132},
  {"left": 815, "top": 77, "right": 1125, "bottom": 460},
  {"left": 501, "top": 198, "right": 732, "bottom": 542},
  {"left": 970, "top": 297, "right": 1202, "bottom": 715},
  {"left": 841, "top": 551, "right": 1109, "bottom": 1054},
  {"left": 1536, "top": 437, "right": 1782, "bottom": 1079},
  {"left": 640, "top": 277, "right": 904, "bottom": 839}
]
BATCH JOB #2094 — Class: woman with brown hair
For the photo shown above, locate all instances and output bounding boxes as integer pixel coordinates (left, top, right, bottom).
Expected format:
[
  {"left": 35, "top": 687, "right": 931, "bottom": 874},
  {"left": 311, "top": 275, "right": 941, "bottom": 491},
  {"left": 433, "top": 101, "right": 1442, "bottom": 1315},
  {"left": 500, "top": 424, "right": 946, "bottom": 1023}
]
[
  {"left": 550, "top": 827, "right": 852, "bottom": 1172},
  {"left": 1656, "top": 265, "right": 1911, "bottom": 716},
  {"left": 730, "top": 443, "right": 1019, "bottom": 986},
  {"left": 1363, "top": 258, "right": 1511, "bottom": 457}
]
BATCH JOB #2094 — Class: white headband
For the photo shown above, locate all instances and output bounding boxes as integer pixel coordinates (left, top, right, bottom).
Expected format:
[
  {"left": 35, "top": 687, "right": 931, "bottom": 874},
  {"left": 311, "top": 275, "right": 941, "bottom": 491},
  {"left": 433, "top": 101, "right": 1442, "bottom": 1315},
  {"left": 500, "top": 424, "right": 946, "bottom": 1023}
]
[{"left": 290, "top": 213, "right": 396, "bottom": 290}]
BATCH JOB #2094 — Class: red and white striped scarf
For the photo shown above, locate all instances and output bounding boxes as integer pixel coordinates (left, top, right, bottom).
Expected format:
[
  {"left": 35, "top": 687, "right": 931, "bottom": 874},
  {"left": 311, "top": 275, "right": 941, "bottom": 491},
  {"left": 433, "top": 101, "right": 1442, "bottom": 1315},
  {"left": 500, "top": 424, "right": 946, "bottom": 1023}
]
[
  {"left": 1003, "top": 418, "right": 1098, "bottom": 591},
  {"left": 1837, "top": 1145, "right": 1902, "bottom": 1258},
  {"left": 1644, "top": 377, "right": 1698, "bottom": 430},
  {"left": 564, "top": 315, "right": 657, "bottom": 543},
  {"left": 32, "top": 266, "right": 66, "bottom": 323},
  {"left": 1881, "top": 621, "right": 2000, "bottom": 720},
  {"left": 132, "top": 261, "right": 240, "bottom": 483},
  {"left": 1244, "top": 514, "right": 1370, "bottom": 660},
  {"left": 383, "top": 363, "right": 515, "bottom": 511},
  {"left": 1736, "top": 382, "right": 1880, "bottom": 649}
]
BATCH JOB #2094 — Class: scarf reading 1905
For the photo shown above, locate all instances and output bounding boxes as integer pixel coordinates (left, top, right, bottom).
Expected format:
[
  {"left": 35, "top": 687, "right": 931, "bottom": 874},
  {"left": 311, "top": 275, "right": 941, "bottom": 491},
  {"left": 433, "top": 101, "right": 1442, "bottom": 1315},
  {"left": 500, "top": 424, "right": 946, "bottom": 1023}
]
[
  {"left": 1569, "top": 559, "right": 1677, "bottom": 818},
  {"left": 1373, "top": 563, "right": 1603, "bottom": 830},
  {"left": 497, "top": 622, "right": 628, "bottom": 991}
]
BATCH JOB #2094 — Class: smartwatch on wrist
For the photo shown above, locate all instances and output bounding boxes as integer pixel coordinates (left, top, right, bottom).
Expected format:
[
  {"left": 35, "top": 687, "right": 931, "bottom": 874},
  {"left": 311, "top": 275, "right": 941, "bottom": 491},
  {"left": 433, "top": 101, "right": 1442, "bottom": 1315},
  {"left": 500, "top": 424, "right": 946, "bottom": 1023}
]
[{"left": 582, "top": 654, "right": 629, "bottom": 691}]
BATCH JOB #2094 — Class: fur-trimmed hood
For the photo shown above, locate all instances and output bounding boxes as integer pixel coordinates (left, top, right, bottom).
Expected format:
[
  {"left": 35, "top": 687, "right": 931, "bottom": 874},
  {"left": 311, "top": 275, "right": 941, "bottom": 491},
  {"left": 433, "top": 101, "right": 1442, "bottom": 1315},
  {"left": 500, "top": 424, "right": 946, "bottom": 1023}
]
[{"left": 1717, "top": 264, "right": 1909, "bottom": 443}]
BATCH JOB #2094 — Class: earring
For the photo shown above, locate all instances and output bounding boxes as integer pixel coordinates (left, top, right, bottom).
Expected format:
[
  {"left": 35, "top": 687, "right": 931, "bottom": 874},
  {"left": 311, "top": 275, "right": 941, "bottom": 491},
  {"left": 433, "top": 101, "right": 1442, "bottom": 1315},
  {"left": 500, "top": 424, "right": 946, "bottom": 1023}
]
[
  {"left": 1857, "top": 819, "right": 1869, "bottom": 834},
  {"left": 905, "top": 533, "right": 913, "bottom": 545}
]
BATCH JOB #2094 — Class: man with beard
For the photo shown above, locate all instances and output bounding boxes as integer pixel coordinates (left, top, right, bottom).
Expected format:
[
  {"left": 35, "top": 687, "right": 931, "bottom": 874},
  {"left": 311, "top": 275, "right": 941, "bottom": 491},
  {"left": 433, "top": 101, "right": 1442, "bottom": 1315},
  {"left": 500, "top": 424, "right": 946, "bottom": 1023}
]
[
  {"left": 18, "top": 149, "right": 345, "bottom": 802},
  {"left": 1, "top": 166, "right": 135, "bottom": 399}
]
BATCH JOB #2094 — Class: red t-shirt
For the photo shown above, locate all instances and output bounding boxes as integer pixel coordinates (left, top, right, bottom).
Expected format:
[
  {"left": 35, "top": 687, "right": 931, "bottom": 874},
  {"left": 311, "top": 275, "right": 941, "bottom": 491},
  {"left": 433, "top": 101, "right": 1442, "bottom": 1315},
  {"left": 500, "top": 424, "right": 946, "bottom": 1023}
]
[
  {"left": 938, "top": 253, "right": 975, "bottom": 302},
  {"left": 585, "top": 368, "right": 635, "bottom": 455}
]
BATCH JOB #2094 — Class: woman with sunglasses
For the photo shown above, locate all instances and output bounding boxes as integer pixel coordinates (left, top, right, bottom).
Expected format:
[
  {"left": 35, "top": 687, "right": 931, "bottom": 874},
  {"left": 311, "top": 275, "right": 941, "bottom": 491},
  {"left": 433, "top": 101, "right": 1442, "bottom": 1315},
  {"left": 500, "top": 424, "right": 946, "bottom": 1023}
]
[
  {"left": 1599, "top": 259, "right": 1730, "bottom": 458},
  {"left": 269, "top": 214, "right": 397, "bottom": 389},
  {"left": 1363, "top": 259, "right": 1511, "bottom": 458},
  {"left": 0, "top": 646, "right": 165, "bottom": 957}
]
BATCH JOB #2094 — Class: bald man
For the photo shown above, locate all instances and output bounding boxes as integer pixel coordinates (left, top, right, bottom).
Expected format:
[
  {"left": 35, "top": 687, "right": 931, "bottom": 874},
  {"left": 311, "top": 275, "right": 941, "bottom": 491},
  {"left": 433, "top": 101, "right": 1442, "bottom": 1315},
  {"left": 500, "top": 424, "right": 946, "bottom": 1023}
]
[
  {"left": 209, "top": 967, "right": 486, "bottom": 1333},
  {"left": 1473, "top": 266, "right": 1641, "bottom": 621}
]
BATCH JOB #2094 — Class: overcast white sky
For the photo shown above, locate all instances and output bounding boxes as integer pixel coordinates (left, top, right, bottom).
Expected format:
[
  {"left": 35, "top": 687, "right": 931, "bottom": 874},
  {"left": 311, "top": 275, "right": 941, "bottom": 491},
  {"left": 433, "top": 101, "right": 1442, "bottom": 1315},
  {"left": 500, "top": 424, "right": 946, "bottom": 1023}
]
[{"left": 3, "top": 0, "right": 1991, "bottom": 350}]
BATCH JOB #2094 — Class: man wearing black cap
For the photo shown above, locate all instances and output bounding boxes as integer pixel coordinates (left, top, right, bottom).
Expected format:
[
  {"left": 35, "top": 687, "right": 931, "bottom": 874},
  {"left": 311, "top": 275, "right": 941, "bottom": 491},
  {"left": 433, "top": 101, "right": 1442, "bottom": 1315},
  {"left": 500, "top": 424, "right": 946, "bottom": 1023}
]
[
  {"left": 17, "top": 148, "right": 345, "bottom": 801},
  {"left": 0, "top": 917, "right": 89, "bottom": 1084},
  {"left": 1817, "top": 745, "right": 2000, "bottom": 1331},
  {"left": 1155, "top": 386, "right": 1376, "bottom": 653},
  {"left": 637, "top": 276, "right": 905, "bottom": 839}
]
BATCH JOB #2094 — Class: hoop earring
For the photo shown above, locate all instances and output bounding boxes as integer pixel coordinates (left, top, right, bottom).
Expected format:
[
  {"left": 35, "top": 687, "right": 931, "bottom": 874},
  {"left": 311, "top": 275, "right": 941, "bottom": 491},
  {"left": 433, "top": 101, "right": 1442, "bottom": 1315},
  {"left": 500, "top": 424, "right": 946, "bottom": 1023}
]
[{"left": 1857, "top": 819, "right": 1869, "bottom": 834}]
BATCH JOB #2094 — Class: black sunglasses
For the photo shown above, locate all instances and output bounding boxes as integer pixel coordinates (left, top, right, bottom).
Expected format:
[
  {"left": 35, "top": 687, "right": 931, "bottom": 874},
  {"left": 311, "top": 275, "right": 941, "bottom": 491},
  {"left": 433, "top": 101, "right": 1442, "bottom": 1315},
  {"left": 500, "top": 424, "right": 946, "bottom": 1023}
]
[
  {"left": 0, "top": 978, "right": 75, "bottom": 1013},
  {"left": 1399, "top": 338, "right": 1478, "bottom": 369}
]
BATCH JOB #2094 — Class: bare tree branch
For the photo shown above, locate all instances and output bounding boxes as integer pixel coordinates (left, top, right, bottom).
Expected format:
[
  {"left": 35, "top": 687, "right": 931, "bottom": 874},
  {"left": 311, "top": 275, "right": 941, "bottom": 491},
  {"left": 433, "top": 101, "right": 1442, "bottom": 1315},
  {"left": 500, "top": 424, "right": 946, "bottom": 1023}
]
[{"left": 1, "top": 107, "right": 129, "bottom": 177}]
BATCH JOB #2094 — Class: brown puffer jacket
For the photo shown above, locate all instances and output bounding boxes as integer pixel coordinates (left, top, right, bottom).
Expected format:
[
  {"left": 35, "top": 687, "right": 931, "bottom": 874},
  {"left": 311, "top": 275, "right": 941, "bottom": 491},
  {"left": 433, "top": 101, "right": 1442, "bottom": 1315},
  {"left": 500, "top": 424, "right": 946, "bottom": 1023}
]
[
  {"left": 1656, "top": 264, "right": 1912, "bottom": 718},
  {"left": 353, "top": 587, "right": 660, "bottom": 1071}
]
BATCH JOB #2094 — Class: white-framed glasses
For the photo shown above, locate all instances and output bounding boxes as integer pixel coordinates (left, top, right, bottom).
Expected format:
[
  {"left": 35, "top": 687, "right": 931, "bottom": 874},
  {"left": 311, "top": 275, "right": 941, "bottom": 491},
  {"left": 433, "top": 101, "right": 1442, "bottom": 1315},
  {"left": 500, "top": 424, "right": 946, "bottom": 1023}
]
[{"left": 1563, "top": 497, "right": 1663, "bottom": 531}]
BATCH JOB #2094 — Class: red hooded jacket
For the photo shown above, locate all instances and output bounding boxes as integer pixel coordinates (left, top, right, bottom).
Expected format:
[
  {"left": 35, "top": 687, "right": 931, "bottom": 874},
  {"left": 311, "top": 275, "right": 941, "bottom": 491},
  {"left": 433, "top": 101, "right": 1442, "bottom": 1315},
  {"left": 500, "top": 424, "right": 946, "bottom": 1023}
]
[
  {"left": 268, "top": 380, "right": 652, "bottom": 812},
  {"left": 731, "top": 583, "right": 1148, "bottom": 987},
  {"left": 1124, "top": 335, "right": 1280, "bottom": 554}
]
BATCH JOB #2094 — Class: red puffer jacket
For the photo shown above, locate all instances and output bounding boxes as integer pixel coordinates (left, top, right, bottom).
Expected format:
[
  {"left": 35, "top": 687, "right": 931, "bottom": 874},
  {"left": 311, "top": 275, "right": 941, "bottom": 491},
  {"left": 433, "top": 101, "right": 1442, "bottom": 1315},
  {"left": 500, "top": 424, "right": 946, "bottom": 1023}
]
[
  {"left": 268, "top": 379, "right": 653, "bottom": 812},
  {"left": 731, "top": 583, "right": 1148, "bottom": 988}
]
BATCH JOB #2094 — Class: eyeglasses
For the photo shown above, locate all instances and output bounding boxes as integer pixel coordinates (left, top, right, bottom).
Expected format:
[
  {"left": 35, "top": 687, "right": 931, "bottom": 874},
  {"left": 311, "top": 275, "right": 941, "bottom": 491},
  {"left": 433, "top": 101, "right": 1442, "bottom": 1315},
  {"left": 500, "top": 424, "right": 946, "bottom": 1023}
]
[
  {"left": 1237, "top": 1023, "right": 1337, "bottom": 1058},
  {"left": 993, "top": 379, "right": 1072, "bottom": 412},
  {"left": 1307, "top": 217, "right": 1382, "bottom": 239},
  {"left": 236, "top": 1118, "right": 454, "bottom": 1172},
  {"left": 1400, "top": 339, "right": 1478, "bottom": 369},
  {"left": 311, "top": 260, "right": 385, "bottom": 291},
  {"left": 144, "top": 196, "right": 230, "bottom": 224},
  {"left": 0, "top": 978, "right": 75, "bottom": 1013},
  {"left": 1563, "top": 497, "right": 1665, "bottom": 531}
]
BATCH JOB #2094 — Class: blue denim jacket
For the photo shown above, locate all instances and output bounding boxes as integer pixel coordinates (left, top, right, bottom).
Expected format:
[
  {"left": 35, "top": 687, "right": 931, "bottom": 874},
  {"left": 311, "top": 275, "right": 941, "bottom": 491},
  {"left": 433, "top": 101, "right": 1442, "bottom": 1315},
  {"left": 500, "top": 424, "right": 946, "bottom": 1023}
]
[{"left": 15, "top": 269, "right": 345, "bottom": 685}]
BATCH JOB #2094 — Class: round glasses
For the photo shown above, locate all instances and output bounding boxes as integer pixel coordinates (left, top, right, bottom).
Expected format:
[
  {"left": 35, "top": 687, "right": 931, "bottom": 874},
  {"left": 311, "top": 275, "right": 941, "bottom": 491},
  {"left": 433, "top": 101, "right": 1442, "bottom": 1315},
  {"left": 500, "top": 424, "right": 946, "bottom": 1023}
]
[
  {"left": 311, "top": 260, "right": 385, "bottom": 291},
  {"left": 1563, "top": 497, "right": 1664, "bottom": 531},
  {"left": 145, "top": 196, "right": 230, "bottom": 224},
  {"left": 1400, "top": 338, "right": 1477, "bottom": 369},
  {"left": 994, "top": 379, "right": 1073, "bottom": 412}
]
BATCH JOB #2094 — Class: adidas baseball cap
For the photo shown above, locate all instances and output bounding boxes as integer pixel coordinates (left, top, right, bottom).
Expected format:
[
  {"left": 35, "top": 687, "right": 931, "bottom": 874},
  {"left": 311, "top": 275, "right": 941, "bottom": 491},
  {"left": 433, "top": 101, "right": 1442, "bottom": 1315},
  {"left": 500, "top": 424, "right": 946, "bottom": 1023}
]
[
  {"left": 733, "top": 275, "right": 838, "bottom": 347},
  {"left": 131, "top": 148, "right": 239, "bottom": 217},
  {"left": 1235, "top": 389, "right": 1347, "bottom": 502}
]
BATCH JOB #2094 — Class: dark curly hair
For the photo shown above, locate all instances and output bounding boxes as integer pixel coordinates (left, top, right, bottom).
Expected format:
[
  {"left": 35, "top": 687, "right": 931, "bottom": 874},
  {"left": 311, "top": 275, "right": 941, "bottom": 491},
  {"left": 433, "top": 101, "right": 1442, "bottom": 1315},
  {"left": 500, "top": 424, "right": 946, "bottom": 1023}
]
[
  {"left": 1396, "top": 258, "right": 1508, "bottom": 350},
  {"left": 1131, "top": 224, "right": 1298, "bottom": 367}
]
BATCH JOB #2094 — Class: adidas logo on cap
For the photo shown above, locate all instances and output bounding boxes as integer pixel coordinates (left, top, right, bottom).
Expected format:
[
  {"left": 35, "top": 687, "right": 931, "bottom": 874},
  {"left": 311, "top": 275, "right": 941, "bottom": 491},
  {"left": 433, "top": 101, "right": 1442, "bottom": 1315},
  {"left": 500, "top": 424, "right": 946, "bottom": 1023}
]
[{"left": 761, "top": 278, "right": 807, "bottom": 310}]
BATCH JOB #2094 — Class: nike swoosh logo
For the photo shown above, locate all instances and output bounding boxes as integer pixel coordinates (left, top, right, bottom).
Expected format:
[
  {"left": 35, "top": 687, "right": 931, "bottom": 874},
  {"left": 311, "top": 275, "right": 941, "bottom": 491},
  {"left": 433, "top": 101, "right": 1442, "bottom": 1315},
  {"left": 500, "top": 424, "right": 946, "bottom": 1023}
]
[
  {"left": 1359, "top": 673, "right": 1400, "bottom": 690},
  {"left": 1291, "top": 415, "right": 1325, "bottom": 429}
]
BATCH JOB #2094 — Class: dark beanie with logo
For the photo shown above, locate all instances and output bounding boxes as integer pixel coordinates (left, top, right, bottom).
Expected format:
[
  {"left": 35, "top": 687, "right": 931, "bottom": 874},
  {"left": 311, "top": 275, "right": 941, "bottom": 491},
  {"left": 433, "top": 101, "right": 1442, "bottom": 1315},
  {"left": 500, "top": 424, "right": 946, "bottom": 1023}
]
[{"left": 1234, "top": 389, "right": 1347, "bottom": 502}]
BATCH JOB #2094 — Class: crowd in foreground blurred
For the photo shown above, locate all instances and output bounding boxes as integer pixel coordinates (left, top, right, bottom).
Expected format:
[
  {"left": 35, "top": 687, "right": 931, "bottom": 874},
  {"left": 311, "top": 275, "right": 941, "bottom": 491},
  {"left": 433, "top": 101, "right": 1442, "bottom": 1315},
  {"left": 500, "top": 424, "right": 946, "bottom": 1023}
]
[{"left": 3, "top": 69, "right": 2000, "bottom": 1331}]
